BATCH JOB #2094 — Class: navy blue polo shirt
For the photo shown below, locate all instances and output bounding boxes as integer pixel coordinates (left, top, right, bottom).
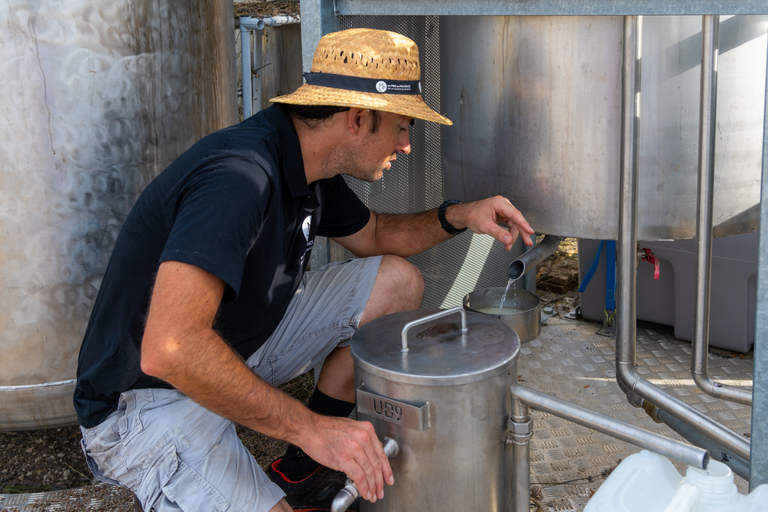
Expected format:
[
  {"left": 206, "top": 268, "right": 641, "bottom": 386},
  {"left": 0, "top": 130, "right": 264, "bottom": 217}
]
[{"left": 74, "top": 104, "right": 370, "bottom": 428}]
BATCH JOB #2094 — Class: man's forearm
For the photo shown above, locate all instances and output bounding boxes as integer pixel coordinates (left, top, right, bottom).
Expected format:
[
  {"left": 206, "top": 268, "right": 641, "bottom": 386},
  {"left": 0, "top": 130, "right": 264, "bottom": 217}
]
[
  {"left": 145, "top": 323, "right": 312, "bottom": 444},
  {"left": 369, "top": 209, "right": 453, "bottom": 257}
]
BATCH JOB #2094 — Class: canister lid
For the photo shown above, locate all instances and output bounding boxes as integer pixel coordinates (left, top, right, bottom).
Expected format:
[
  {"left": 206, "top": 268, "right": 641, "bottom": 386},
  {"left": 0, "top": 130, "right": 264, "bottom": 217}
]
[{"left": 351, "top": 308, "right": 520, "bottom": 386}]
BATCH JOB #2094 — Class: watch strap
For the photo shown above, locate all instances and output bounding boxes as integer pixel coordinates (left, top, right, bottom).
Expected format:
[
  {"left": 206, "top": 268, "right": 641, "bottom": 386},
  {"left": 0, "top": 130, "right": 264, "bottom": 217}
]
[{"left": 438, "top": 200, "right": 467, "bottom": 235}]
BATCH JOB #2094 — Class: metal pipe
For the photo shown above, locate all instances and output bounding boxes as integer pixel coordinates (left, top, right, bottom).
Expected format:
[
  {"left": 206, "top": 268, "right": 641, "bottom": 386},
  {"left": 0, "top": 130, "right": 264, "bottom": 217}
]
[
  {"left": 617, "top": 14, "right": 641, "bottom": 386},
  {"left": 655, "top": 408, "right": 750, "bottom": 481},
  {"left": 258, "top": 15, "right": 300, "bottom": 29},
  {"left": 240, "top": 19, "right": 253, "bottom": 119},
  {"left": 0, "top": 379, "right": 75, "bottom": 392},
  {"left": 507, "top": 235, "right": 562, "bottom": 281},
  {"left": 692, "top": 15, "right": 752, "bottom": 406},
  {"left": 239, "top": 16, "right": 300, "bottom": 118},
  {"left": 509, "top": 396, "right": 532, "bottom": 512},
  {"left": 615, "top": 15, "right": 752, "bottom": 462},
  {"left": 750, "top": 15, "right": 768, "bottom": 490},
  {"left": 510, "top": 384, "right": 710, "bottom": 469}
]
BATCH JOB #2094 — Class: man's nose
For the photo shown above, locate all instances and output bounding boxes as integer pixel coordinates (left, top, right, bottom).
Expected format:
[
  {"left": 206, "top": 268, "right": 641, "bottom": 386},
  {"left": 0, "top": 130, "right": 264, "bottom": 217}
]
[{"left": 397, "top": 133, "right": 411, "bottom": 155}]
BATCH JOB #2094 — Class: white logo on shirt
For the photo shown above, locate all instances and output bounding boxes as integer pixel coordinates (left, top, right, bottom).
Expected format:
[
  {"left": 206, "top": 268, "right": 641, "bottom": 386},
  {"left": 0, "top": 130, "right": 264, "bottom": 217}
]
[{"left": 302, "top": 215, "right": 312, "bottom": 242}]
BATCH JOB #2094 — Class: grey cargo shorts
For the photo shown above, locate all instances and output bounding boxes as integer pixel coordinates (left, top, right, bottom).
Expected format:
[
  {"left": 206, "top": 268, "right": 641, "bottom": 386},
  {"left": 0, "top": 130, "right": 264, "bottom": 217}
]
[{"left": 80, "top": 256, "right": 382, "bottom": 512}]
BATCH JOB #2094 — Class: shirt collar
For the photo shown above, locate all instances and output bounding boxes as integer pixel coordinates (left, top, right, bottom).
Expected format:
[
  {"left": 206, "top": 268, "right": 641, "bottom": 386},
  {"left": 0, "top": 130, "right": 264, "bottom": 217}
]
[{"left": 263, "top": 104, "right": 310, "bottom": 199}]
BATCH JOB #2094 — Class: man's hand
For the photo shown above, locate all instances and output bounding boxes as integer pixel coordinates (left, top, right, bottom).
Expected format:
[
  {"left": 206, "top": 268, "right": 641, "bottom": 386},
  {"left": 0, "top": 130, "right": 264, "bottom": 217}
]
[
  {"left": 445, "top": 196, "right": 535, "bottom": 251},
  {"left": 298, "top": 415, "right": 394, "bottom": 504}
]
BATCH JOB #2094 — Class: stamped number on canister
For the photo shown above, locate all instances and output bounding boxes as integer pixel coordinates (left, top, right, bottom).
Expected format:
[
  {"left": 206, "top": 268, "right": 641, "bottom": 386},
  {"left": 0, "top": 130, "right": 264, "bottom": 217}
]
[{"left": 356, "top": 387, "right": 431, "bottom": 431}]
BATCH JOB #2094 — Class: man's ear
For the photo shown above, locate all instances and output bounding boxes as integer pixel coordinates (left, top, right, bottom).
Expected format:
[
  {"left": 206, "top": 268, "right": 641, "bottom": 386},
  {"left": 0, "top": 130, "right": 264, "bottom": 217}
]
[{"left": 347, "top": 107, "right": 367, "bottom": 135}]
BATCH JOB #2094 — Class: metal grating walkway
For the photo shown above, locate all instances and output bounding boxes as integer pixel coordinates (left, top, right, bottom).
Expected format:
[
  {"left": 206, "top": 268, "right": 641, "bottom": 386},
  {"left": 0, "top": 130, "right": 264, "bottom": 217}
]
[{"left": 520, "top": 317, "right": 753, "bottom": 511}]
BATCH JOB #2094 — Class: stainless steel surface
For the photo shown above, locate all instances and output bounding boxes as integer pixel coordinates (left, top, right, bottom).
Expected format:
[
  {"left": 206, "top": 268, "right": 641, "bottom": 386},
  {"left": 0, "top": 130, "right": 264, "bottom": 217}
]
[
  {"left": 642, "top": 15, "right": 766, "bottom": 239},
  {"left": 616, "top": 16, "right": 751, "bottom": 463},
  {"left": 335, "top": 0, "right": 768, "bottom": 16},
  {"left": 440, "top": 15, "right": 622, "bottom": 240},
  {"left": 353, "top": 309, "right": 518, "bottom": 386},
  {"left": 508, "top": 235, "right": 562, "bottom": 281},
  {"left": 511, "top": 384, "right": 710, "bottom": 469},
  {"left": 355, "top": 387, "right": 431, "bottom": 432},
  {"left": 464, "top": 288, "right": 542, "bottom": 344},
  {"left": 692, "top": 16, "right": 753, "bottom": 406},
  {"left": 331, "top": 437, "right": 400, "bottom": 512},
  {"left": 0, "top": 0, "right": 236, "bottom": 430},
  {"left": 439, "top": 15, "right": 766, "bottom": 240},
  {"left": 352, "top": 309, "right": 519, "bottom": 512}
]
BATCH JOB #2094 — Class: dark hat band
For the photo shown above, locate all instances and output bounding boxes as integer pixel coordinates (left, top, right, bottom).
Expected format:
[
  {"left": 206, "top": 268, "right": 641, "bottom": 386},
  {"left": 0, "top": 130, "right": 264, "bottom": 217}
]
[{"left": 303, "top": 72, "right": 422, "bottom": 95}]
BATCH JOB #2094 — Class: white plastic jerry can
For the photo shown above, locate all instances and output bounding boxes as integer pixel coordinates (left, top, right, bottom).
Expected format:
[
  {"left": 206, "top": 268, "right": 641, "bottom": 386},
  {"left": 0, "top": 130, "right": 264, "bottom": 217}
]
[{"left": 584, "top": 450, "right": 768, "bottom": 512}]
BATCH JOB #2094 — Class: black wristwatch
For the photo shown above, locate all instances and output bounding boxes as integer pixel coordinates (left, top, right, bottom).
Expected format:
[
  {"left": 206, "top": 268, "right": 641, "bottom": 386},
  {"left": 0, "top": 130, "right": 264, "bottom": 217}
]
[{"left": 438, "top": 200, "right": 467, "bottom": 235}]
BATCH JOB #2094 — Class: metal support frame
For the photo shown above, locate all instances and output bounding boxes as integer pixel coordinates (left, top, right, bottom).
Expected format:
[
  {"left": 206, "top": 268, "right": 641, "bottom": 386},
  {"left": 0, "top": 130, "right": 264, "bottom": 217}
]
[
  {"left": 334, "top": 0, "right": 768, "bottom": 16},
  {"left": 616, "top": 14, "right": 751, "bottom": 462},
  {"left": 299, "top": 0, "right": 768, "bottom": 492},
  {"left": 751, "top": 28, "right": 768, "bottom": 491},
  {"left": 299, "top": 0, "right": 338, "bottom": 74}
]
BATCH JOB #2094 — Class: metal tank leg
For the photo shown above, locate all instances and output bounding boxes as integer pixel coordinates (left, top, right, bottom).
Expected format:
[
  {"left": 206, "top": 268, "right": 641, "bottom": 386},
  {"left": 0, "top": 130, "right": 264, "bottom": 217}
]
[
  {"left": 508, "top": 397, "right": 532, "bottom": 512},
  {"left": 691, "top": 14, "right": 752, "bottom": 405}
]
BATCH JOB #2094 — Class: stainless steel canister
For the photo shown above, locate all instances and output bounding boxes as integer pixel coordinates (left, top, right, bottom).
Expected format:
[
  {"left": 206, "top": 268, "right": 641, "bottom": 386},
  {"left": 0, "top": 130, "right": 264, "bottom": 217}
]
[
  {"left": 464, "top": 288, "right": 541, "bottom": 343},
  {"left": 351, "top": 308, "right": 520, "bottom": 512},
  {"left": 440, "top": 15, "right": 767, "bottom": 240},
  {"left": 0, "top": 0, "right": 236, "bottom": 430}
]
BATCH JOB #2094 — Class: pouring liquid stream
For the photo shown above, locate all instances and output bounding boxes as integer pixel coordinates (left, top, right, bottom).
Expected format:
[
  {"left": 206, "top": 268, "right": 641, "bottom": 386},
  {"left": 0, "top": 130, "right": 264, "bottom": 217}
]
[
  {"left": 497, "top": 277, "right": 519, "bottom": 314},
  {"left": 471, "top": 278, "right": 528, "bottom": 315}
]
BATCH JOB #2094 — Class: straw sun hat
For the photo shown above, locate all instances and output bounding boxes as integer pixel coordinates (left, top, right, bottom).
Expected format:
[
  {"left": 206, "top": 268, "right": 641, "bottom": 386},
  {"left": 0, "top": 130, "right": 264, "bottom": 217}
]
[{"left": 270, "top": 28, "right": 452, "bottom": 125}]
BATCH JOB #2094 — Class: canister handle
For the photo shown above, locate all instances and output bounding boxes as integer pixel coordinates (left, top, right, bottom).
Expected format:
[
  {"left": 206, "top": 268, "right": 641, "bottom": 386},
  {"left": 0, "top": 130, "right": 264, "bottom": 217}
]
[{"left": 400, "top": 306, "right": 468, "bottom": 352}]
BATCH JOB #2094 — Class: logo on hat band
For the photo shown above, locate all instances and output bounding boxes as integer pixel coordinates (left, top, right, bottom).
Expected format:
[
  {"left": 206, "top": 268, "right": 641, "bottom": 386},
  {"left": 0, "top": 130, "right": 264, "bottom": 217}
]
[{"left": 304, "top": 72, "right": 422, "bottom": 95}]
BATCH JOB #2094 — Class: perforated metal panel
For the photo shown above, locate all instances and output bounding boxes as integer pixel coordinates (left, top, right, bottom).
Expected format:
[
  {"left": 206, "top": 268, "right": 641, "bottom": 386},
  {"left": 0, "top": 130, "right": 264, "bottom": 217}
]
[{"left": 332, "top": 15, "right": 528, "bottom": 309}]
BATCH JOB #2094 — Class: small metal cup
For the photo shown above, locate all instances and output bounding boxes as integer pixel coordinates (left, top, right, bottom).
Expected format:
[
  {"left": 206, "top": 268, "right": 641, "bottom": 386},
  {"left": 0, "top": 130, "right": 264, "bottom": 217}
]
[{"left": 463, "top": 287, "right": 541, "bottom": 343}]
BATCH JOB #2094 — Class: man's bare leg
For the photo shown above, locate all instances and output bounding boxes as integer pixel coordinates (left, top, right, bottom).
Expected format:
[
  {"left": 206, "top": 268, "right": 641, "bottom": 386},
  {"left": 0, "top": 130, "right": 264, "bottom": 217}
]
[
  {"left": 269, "top": 499, "right": 293, "bottom": 512},
  {"left": 316, "top": 254, "right": 424, "bottom": 401}
]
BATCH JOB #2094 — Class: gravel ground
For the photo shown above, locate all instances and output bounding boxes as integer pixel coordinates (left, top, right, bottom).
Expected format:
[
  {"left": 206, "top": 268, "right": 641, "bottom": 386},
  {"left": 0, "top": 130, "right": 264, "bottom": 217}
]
[
  {"left": 0, "top": 239, "right": 580, "bottom": 509},
  {"left": 234, "top": 0, "right": 300, "bottom": 18},
  {"left": 0, "top": 375, "right": 315, "bottom": 510}
]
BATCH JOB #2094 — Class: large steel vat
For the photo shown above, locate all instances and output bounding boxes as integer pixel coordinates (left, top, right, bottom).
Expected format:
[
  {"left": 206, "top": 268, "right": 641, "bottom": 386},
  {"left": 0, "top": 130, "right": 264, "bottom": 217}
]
[
  {"left": 351, "top": 308, "right": 520, "bottom": 511},
  {"left": 0, "top": 0, "right": 236, "bottom": 430},
  {"left": 440, "top": 15, "right": 767, "bottom": 240}
]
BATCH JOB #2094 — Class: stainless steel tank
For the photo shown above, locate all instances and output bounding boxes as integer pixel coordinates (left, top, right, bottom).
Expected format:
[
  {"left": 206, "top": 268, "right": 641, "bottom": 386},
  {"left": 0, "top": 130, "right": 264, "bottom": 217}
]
[
  {"left": 0, "top": 0, "right": 236, "bottom": 430},
  {"left": 351, "top": 308, "right": 520, "bottom": 512},
  {"left": 440, "top": 15, "right": 767, "bottom": 240}
]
